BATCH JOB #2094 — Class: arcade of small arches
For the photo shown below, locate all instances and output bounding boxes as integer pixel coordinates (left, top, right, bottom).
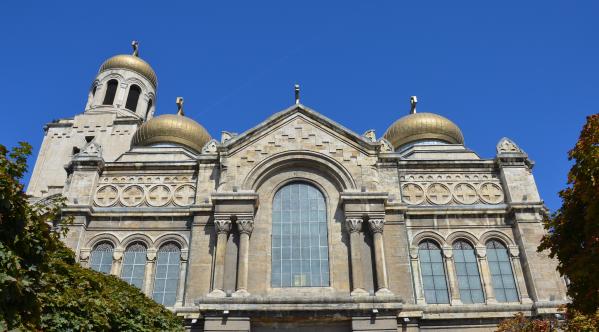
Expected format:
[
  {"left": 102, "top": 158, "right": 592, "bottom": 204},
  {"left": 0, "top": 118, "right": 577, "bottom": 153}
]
[
  {"left": 80, "top": 234, "right": 188, "bottom": 307},
  {"left": 85, "top": 74, "right": 155, "bottom": 120},
  {"left": 409, "top": 230, "right": 531, "bottom": 306}
]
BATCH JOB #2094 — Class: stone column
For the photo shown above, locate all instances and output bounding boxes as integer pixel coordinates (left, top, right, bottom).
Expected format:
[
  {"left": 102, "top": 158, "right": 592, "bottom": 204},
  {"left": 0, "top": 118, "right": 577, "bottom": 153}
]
[
  {"left": 143, "top": 249, "right": 157, "bottom": 297},
  {"left": 208, "top": 218, "right": 231, "bottom": 297},
  {"left": 475, "top": 245, "right": 497, "bottom": 304},
  {"left": 175, "top": 250, "right": 189, "bottom": 306},
  {"left": 368, "top": 219, "right": 392, "bottom": 295},
  {"left": 233, "top": 219, "right": 254, "bottom": 297},
  {"left": 111, "top": 249, "right": 123, "bottom": 276},
  {"left": 509, "top": 245, "right": 532, "bottom": 303},
  {"left": 79, "top": 250, "right": 91, "bottom": 268},
  {"left": 442, "top": 246, "right": 462, "bottom": 305},
  {"left": 409, "top": 246, "right": 426, "bottom": 304},
  {"left": 346, "top": 218, "right": 367, "bottom": 296}
]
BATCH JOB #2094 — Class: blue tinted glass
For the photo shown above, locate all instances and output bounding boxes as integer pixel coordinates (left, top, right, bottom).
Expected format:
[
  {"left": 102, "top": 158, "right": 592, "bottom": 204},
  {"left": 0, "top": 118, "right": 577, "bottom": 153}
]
[
  {"left": 419, "top": 241, "right": 449, "bottom": 304},
  {"left": 152, "top": 244, "right": 180, "bottom": 306},
  {"left": 272, "top": 182, "right": 329, "bottom": 287},
  {"left": 487, "top": 244, "right": 518, "bottom": 303},
  {"left": 90, "top": 242, "right": 113, "bottom": 274},
  {"left": 121, "top": 243, "right": 146, "bottom": 289}
]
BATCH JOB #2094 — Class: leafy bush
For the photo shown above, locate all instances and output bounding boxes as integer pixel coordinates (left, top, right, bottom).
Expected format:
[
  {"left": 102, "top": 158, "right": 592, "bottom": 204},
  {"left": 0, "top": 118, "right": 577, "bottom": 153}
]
[{"left": 0, "top": 142, "right": 184, "bottom": 331}]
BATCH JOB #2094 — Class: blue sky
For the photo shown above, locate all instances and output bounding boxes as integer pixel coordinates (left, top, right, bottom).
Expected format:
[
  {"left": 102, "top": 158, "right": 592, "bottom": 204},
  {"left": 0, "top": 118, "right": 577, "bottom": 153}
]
[{"left": 1, "top": 1, "right": 597, "bottom": 211}]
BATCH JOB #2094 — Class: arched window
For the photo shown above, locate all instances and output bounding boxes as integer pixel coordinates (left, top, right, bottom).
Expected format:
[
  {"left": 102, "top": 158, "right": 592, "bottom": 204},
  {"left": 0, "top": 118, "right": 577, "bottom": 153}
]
[
  {"left": 121, "top": 242, "right": 147, "bottom": 289},
  {"left": 453, "top": 240, "right": 484, "bottom": 303},
  {"left": 419, "top": 240, "right": 449, "bottom": 304},
  {"left": 125, "top": 84, "right": 141, "bottom": 111},
  {"left": 103, "top": 79, "right": 118, "bottom": 105},
  {"left": 153, "top": 243, "right": 181, "bottom": 306},
  {"left": 145, "top": 98, "right": 153, "bottom": 119},
  {"left": 89, "top": 242, "right": 114, "bottom": 274},
  {"left": 486, "top": 240, "right": 518, "bottom": 302},
  {"left": 271, "top": 182, "right": 329, "bottom": 287}
]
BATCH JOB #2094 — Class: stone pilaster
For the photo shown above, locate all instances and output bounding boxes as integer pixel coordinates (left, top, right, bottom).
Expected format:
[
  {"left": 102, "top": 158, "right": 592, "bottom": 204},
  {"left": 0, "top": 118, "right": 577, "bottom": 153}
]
[
  {"left": 111, "top": 248, "right": 123, "bottom": 277},
  {"left": 176, "top": 250, "right": 189, "bottom": 306},
  {"left": 409, "top": 245, "right": 426, "bottom": 304},
  {"left": 345, "top": 218, "right": 367, "bottom": 296},
  {"left": 368, "top": 218, "right": 392, "bottom": 296},
  {"left": 208, "top": 218, "right": 232, "bottom": 297},
  {"left": 509, "top": 245, "right": 532, "bottom": 304},
  {"left": 475, "top": 245, "right": 497, "bottom": 304},
  {"left": 144, "top": 249, "right": 157, "bottom": 297},
  {"left": 442, "top": 246, "right": 462, "bottom": 305},
  {"left": 233, "top": 218, "right": 254, "bottom": 297}
]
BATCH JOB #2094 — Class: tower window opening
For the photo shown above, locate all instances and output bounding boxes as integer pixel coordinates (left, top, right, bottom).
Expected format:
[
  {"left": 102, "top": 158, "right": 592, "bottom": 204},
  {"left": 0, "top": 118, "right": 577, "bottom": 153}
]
[
  {"left": 91, "top": 85, "right": 97, "bottom": 97},
  {"left": 85, "top": 136, "right": 95, "bottom": 143},
  {"left": 145, "top": 99, "right": 153, "bottom": 119},
  {"left": 103, "top": 79, "right": 118, "bottom": 105},
  {"left": 125, "top": 85, "right": 141, "bottom": 112},
  {"left": 72, "top": 147, "right": 80, "bottom": 155}
]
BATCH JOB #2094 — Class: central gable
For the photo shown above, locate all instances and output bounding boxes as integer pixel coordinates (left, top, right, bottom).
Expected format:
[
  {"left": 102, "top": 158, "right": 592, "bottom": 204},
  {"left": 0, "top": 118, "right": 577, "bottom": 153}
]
[
  {"left": 223, "top": 105, "right": 379, "bottom": 157},
  {"left": 218, "top": 105, "right": 382, "bottom": 191}
]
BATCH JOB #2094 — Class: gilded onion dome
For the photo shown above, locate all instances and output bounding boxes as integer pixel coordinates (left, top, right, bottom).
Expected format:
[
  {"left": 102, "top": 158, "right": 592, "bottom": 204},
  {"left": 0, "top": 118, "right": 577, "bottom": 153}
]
[
  {"left": 131, "top": 97, "right": 211, "bottom": 153},
  {"left": 99, "top": 41, "right": 157, "bottom": 87},
  {"left": 383, "top": 97, "right": 464, "bottom": 149}
]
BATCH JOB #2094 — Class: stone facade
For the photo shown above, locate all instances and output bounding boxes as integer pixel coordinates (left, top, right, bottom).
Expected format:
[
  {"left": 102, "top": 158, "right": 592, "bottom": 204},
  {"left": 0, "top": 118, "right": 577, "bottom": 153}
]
[{"left": 26, "top": 48, "right": 568, "bottom": 331}]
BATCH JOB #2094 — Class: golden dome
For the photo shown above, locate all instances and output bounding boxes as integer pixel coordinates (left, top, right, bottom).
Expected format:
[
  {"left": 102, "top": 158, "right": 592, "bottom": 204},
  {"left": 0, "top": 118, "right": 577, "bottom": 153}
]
[
  {"left": 131, "top": 114, "right": 211, "bottom": 153},
  {"left": 384, "top": 112, "right": 464, "bottom": 149},
  {"left": 99, "top": 54, "right": 157, "bottom": 87}
]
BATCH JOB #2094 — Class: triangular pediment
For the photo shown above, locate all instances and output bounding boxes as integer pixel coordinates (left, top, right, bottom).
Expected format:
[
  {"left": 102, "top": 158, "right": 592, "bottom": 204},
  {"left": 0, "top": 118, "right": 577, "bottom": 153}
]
[{"left": 222, "top": 104, "right": 379, "bottom": 156}]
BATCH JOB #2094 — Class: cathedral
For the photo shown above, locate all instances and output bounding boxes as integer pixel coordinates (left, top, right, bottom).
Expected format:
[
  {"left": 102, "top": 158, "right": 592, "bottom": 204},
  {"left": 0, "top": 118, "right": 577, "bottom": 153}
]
[{"left": 27, "top": 43, "right": 568, "bottom": 331}]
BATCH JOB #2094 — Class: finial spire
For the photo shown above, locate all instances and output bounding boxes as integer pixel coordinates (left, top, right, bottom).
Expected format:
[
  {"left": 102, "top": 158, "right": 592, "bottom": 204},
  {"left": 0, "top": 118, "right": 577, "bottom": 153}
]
[
  {"left": 410, "top": 96, "right": 418, "bottom": 114},
  {"left": 294, "top": 84, "right": 300, "bottom": 104},
  {"left": 176, "top": 97, "right": 184, "bottom": 116},
  {"left": 131, "top": 40, "right": 139, "bottom": 57}
]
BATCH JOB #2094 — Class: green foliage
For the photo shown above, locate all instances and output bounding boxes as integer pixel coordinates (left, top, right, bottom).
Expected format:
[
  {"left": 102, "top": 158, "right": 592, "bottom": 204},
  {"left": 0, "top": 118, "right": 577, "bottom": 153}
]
[
  {"left": 539, "top": 114, "right": 599, "bottom": 314},
  {"left": 496, "top": 310, "right": 599, "bottom": 332},
  {"left": 0, "top": 142, "right": 184, "bottom": 331}
]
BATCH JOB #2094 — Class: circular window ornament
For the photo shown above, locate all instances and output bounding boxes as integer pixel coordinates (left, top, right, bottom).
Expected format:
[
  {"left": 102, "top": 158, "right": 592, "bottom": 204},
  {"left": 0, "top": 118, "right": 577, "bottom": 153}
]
[
  {"left": 426, "top": 183, "right": 452, "bottom": 205},
  {"left": 173, "top": 185, "right": 196, "bottom": 206},
  {"left": 95, "top": 185, "right": 119, "bottom": 207},
  {"left": 120, "top": 185, "right": 145, "bottom": 207},
  {"left": 147, "top": 185, "right": 172, "bottom": 207},
  {"left": 479, "top": 183, "right": 504, "bottom": 204},
  {"left": 401, "top": 183, "right": 425, "bottom": 205},
  {"left": 453, "top": 183, "right": 478, "bottom": 205}
]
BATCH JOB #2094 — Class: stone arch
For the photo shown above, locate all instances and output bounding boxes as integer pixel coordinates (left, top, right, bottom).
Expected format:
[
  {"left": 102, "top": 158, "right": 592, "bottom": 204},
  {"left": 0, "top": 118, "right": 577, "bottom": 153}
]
[
  {"left": 242, "top": 150, "right": 357, "bottom": 192},
  {"left": 154, "top": 233, "right": 189, "bottom": 251},
  {"left": 124, "top": 77, "right": 149, "bottom": 91},
  {"left": 85, "top": 232, "right": 120, "bottom": 250},
  {"left": 121, "top": 233, "right": 153, "bottom": 250},
  {"left": 446, "top": 231, "right": 481, "bottom": 247},
  {"left": 411, "top": 230, "right": 447, "bottom": 248},
  {"left": 480, "top": 230, "right": 515, "bottom": 247}
]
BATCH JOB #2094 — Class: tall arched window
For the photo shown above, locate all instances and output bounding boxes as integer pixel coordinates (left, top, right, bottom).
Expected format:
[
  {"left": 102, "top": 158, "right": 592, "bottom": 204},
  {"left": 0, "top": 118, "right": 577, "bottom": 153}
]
[
  {"left": 89, "top": 242, "right": 114, "bottom": 274},
  {"left": 103, "top": 79, "right": 118, "bottom": 105},
  {"left": 271, "top": 182, "right": 329, "bottom": 287},
  {"left": 145, "top": 98, "right": 153, "bottom": 119},
  {"left": 419, "top": 240, "right": 449, "bottom": 304},
  {"left": 486, "top": 240, "right": 518, "bottom": 302},
  {"left": 453, "top": 240, "right": 484, "bottom": 303},
  {"left": 153, "top": 243, "right": 181, "bottom": 306},
  {"left": 125, "top": 84, "right": 141, "bottom": 111},
  {"left": 121, "top": 242, "right": 147, "bottom": 289}
]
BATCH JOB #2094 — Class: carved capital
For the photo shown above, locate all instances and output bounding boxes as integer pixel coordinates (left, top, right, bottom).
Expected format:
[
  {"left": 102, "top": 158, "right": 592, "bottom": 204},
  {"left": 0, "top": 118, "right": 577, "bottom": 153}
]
[
  {"left": 113, "top": 249, "right": 123, "bottom": 261},
  {"left": 442, "top": 246, "right": 453, "bottom": 259},
  {"left": 214, "top": 219, "right": 232, "bottom": 234},
  {"left": 146, "top": 249, "right": 157, "bottom": 261},
  {"left": 508, "top": 245, "right": 520, "bottom": 258},
  {"left": 181, "top": 249, "right": 189, "bottom": 261},
  {"left": 237, "top": 219, "right": 254, "bottom": 235},
  {"left": 409, "top": 246, "right": 419, "bottom": 259},
  {"left": 79, "top": 250, "right": 90, "bottom": 261},
  {"left": 475, "top": 246, "right": 487, "bottom": 258},
  {"left": 368, "top": 219, "right": 385, "bottom": 234},
  {"left": 345, "top": 218, "right": 363, "bottom": 233}
]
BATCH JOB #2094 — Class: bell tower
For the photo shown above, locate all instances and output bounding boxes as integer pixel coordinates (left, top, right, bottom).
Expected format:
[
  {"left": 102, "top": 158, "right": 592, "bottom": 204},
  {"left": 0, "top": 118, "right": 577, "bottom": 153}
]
[{"left": 27, "top": 42, "right": 158, "bottom": 199}]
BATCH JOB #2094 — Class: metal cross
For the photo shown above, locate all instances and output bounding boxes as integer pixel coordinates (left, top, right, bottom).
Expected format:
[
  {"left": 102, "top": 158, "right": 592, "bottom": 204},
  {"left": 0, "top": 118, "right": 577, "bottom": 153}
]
[{"left": 176, "top": 97, "right": 185, "bottom": 116}]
